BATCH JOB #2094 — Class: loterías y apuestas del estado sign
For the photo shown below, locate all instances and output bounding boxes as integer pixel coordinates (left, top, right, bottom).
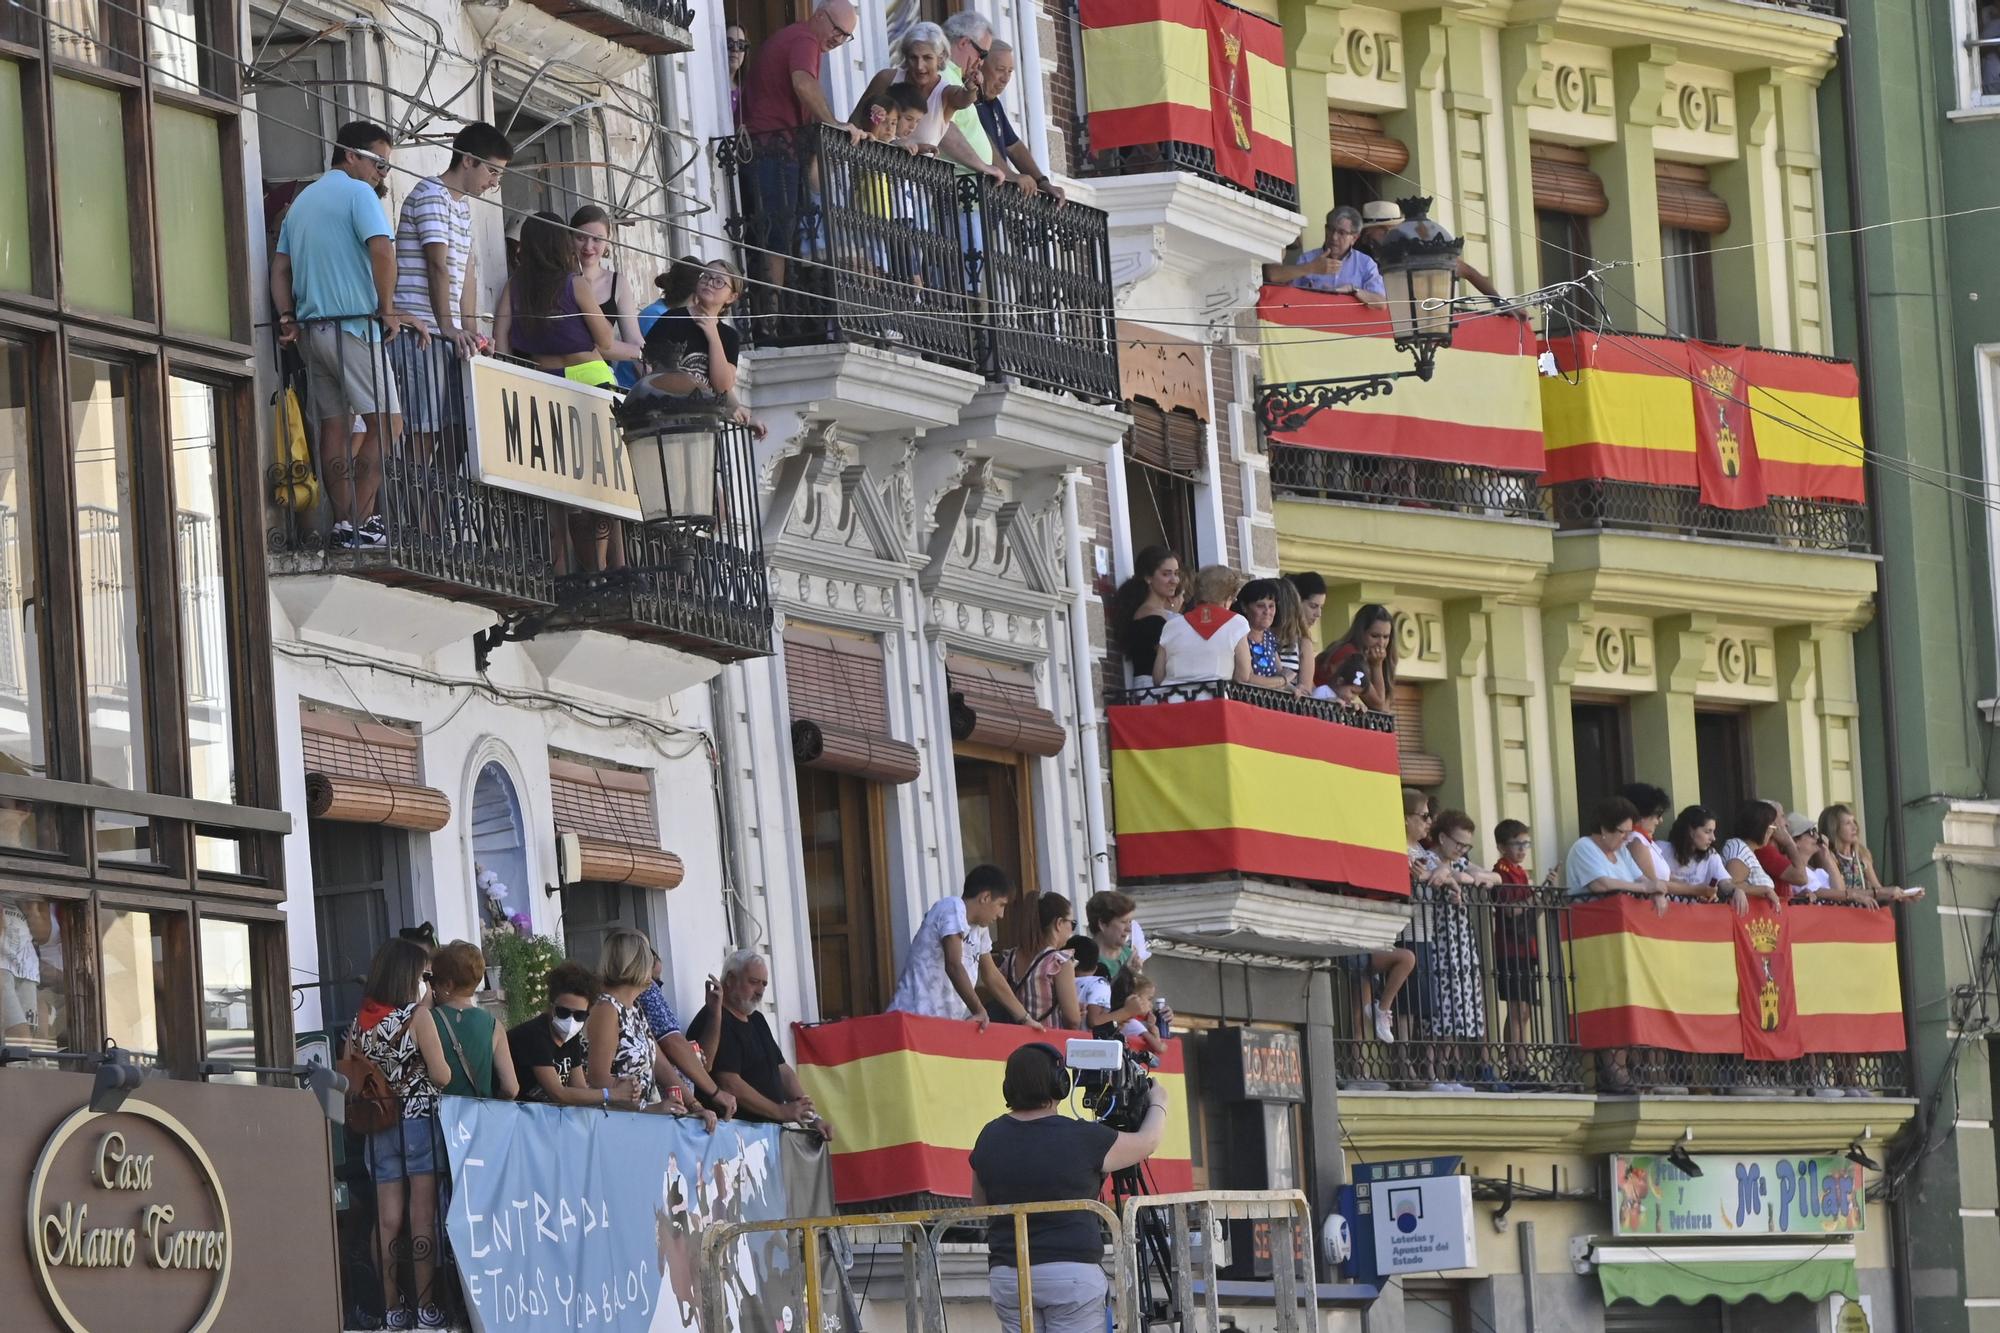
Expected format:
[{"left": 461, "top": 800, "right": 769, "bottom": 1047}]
[{"left": 28, "top": 1101, "right": 232, "bottom": 1333}]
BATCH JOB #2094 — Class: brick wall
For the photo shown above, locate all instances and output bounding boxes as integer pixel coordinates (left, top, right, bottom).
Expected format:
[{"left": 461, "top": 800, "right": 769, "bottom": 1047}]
[{"left": 1039, "top": 8, "right": 1076, "bottom": 177}]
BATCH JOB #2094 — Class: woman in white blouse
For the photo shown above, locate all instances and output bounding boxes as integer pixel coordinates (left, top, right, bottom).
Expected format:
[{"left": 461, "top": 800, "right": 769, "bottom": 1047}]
[{"left": 1656, "top": 806, "right": 1728, "bottom": 901}]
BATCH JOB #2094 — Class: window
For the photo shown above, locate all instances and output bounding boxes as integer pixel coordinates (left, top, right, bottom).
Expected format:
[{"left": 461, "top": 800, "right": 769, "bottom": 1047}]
[
  {"left": 470, "top": 761, "right": 533, "bottom": 925},
  {"left": 1537, "top": 210, "right": 1592, "bottom": 291},
  {"left": 0, "top": 60, "right": 31, "bottom": 294},
  {"left": 101, "top": 904, "right": 192, "bottom": 1068},
  {"left": 1695, "top": 709, "right": 1752, "bottom": 819},
  {"left": 1572, "top": 698, "right": 1633, "bottom": 824},
  {"left": 52, "top": 78, "right": 137, "bottom": 316},
  {"left": 798, "top": 767, "right": 890, "bottom": 1020},
  {"left": 70, "top": 358, "right": 149, "bottom": 790},
  {"left": 1661, "top": 227, "right": 1718, "bottom": 341},
  {"left": 0, "top": 341, "right": 50, "bottom": 852},
  {"left": 559, "top": 884, "right": 653, "bottom": 982},
  {"left": 198, "top": 916, "right": 254, "bottom": 1065},
  {"left": 169, "top": 379, "right": 239, "bottom": 870},
  {"left": 1, "top": 893, "right": 86, "bottom": 1055},
  {"left": 1957, "top": 0, "right": 2000, "bottom": 108},
  {"left": 1402, "top": 1280, "right": 1472, "bottom": 1333},
  {"left": 956, "top": 748, "right": 1038, "bottom": 956},
  {"left": 497, "top": 105, "right": 581, "bottom": 244},
  {"left": 1125, "top": 401, "right": 1201, "bottom": 575},
  {"left": 308, "top": 819, "right": 414, "bottom": 1031}
]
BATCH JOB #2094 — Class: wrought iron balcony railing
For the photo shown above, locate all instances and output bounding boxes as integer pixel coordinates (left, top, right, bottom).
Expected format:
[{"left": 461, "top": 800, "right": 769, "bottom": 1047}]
[
  {"left": 1110, "top": 678, "right": 1397, "bottom": 733},
  {"left": 1270, "top": 444, "right": 1547, "bottom": 520},
  {"left": 715, "top": 125, "right": 1119, "bottom": 403},
  {"left": 1546, "top": 479, "right": 1871, "bottom": 552},
  {"left": 266, "top": 324, "right": 773, "bottom": 660},
  {"left": 515, "top": 0, "right": 693, "bottom": 55}
]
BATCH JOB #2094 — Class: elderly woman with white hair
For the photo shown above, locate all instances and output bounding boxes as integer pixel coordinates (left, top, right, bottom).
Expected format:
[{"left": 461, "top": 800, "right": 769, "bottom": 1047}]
[
  {"left": 856, "top": 19, "right": 1004, "bottom": 179},
  {"left": 690, "top": 948, "right": 836, "bottom": 1141}
]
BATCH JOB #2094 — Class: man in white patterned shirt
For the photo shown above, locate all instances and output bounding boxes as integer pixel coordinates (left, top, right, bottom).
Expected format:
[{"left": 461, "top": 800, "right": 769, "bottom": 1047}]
[{"left": 389, "top": 122, "right": 512, "bottom": 446}]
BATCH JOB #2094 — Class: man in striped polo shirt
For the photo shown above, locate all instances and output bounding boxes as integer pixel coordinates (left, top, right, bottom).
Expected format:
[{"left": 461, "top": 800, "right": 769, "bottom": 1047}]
[{"left": 389, "top": 122, "right": 513, "bottom": 457}]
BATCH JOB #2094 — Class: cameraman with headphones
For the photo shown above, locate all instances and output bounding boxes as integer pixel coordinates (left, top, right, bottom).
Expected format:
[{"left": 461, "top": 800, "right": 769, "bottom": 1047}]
[{"left": 969, "top": 1042, "right": 1171, "bottom": 1333}]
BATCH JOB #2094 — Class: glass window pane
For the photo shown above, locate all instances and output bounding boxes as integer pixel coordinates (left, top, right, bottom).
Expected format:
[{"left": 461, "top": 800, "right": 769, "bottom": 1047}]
[
  {"left": 199, "top": 917, "right": 254, "bottom": 1069},
  {"left": 69, "top": 358, "right": 151, "bottom": 802},
  {"left": 0, "top": 343, "right": 50, "bottom": 855},
  {"left": 0, "top": 61, "right": 30, "bottom": 293},
  {"left": 156, "top": 107, "right": 232, "bottom": 338},
  {"left": 52, "top": 77, "right": 134, "bottom": 317},
  {"left": 168, "top": 379, "right": 237, "bottom": 872},
  {"left": 2, "top": 894, "right": 85, "bottom": 1055},
  {"left": 101, "top": 905, "right": 179, "bottom": 1065},
  {"left": 48, "top": 0, "right": 121, "bottom": 70},
  {"left": 146, "top": 0, "right": 210, "bottom": 94}
]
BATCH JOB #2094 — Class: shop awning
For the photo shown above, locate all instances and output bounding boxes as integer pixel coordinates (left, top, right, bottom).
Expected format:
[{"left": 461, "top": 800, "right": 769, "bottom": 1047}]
[{"left": 1594, "top": 1244, "right": 1857, "bottom": 1307}]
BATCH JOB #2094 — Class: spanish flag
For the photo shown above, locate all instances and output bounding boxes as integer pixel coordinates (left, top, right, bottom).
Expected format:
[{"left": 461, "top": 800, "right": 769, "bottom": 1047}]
[
  {"left": 1542, "top": 332, "right": 1866, "bottom": 504},
  {"left": 1109, "top": 696, "right": 1408, "bottom": 897},
  {"left": 1080, "top": 0, "right": 1293, "bottom": 193},
  {"left": 1257, "top": 286, "right": 1546, "bottom": 472},
  {"left": 1569, "top": 896, "right": 1903, "bottom": 1056},
  {"left": 793, "top": 1013, "right": 1194, "bottom": 1205}
]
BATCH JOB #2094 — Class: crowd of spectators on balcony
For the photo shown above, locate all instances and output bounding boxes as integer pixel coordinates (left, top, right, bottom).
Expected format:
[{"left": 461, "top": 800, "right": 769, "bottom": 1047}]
[{"left": 1264, "top": 197, "right": 1516, "bottom": 313}]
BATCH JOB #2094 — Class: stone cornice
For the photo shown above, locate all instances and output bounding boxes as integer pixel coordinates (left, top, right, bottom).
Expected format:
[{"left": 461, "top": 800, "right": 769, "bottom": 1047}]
[
  {"left": 1122, "top": 878, "right": 1414, "bottom": 955},
  {"left": 1504, "top": 0, "right": 1841, "bottom": 79},
  {"left": 1275, "top": 499, "right": 1555, "bottom": 600},
  {"left": 1546, "top": 531, "right": 1877, "bottom": 628}
]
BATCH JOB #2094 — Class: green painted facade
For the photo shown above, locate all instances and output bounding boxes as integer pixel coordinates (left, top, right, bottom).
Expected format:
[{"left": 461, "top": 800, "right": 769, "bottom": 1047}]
[{"left": 1823, "top": 2, "right": 2000, "bottom": 1330}]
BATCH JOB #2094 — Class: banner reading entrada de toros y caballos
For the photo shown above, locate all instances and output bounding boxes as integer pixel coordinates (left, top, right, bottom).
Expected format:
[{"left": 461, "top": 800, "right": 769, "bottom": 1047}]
[
  {"left": 1568, "top": 896, "right": 1903, "bottom": 1057},
  {"left": 440, "top": 1098, "right": 834, "bottom": 1333}
]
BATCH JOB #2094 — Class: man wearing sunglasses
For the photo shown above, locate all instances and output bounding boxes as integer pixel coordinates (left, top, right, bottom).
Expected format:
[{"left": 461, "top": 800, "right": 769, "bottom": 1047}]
[{"left": 509, "top": 961, "right": 641, "bottom": 1105}]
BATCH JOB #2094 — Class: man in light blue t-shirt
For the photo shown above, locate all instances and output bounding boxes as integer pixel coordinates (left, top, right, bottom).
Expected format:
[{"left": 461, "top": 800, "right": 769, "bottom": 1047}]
[{"left": 271, "top": 120, "right": 429, "bottom": 548}]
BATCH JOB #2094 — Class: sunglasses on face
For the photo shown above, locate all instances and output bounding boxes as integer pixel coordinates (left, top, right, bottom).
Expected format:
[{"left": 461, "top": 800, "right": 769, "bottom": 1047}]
[
  {"left": 727, "top": 39, "right": 749, "bottom": 51},
  {"left": 552, "top": 1004, "right": 589, "bottom": 1022},
  {"left": 421, "top": 971, "right": 434, "bottom": 984}
]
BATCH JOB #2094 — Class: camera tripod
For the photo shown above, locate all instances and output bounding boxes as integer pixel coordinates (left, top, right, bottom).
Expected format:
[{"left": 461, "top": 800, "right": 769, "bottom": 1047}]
[{"left": 1110, "top": 1159, "right": 1183, "bottom": 1330}]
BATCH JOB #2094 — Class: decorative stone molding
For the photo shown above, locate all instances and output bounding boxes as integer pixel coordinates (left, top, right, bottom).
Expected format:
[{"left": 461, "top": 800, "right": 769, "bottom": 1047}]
[{"left": 1122, "top": 876, "right": 1415, "bottom": 956}]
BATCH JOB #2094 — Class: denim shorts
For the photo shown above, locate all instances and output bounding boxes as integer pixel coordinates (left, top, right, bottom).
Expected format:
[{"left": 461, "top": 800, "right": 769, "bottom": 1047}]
[{"left": 365, "top": 1114, "right": 442, "bottom": 1183}]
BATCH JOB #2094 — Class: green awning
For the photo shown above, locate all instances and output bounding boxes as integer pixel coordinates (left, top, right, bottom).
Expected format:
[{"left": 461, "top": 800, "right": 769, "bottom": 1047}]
[{"left": 1597, "top": 1247, "right": 1859, "bottom": 1307}]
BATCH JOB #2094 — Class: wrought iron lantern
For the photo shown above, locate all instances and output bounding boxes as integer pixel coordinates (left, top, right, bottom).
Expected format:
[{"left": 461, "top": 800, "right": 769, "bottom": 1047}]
[
  {"left": 624, "top": 393, "right": 726, "bottom": 528},
  {"left": 1372, "top": 195, "right": 1465, "bottom": 380}
]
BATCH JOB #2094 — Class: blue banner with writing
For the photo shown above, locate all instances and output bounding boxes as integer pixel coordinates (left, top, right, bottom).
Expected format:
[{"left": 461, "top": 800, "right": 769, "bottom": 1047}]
[{"left": 440, "top": 1097, "right": 835, "bottom": 1333}]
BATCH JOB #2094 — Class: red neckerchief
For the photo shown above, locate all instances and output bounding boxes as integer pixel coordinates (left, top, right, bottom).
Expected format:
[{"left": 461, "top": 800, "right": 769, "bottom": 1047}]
[
  {"left": 1182, "top": 603, "right": 1233, "bottom": 641},
  {"left": 355, "top": 998, "right": 395, "bottom": 1032}
]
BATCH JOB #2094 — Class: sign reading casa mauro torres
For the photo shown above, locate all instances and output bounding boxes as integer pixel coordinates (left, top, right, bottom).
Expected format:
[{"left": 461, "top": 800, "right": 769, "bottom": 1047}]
[
  {"left": 466, "top": 355, "right": 643, "bottom": 520},
  {"left": 27, "top": 1101, "right": 232, "bottom": 1333}
]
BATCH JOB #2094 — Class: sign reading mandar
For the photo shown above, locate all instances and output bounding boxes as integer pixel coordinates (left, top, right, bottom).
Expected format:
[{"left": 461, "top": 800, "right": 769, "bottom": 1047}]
[
  {"left": 465, "top": 356, "right": 642, "bottom": 521},
  {"left": 1613, "top": 1153, "right": 1866, "bottom": 1238}
]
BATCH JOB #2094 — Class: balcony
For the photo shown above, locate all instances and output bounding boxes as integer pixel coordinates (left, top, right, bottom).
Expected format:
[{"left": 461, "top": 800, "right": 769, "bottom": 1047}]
[
  {"left": 1546, "top": 479, "right": 1869, "bottom": 551},
  {"left": 1106, "top": 681, "right": 1414, "bottom": 955},
  {"left": 1071, "top": 0, "right": 1299, "bottom": 211},
  {"left": 716, "top": 126, "right": 1119, "bottom": 404},
  {"left": 266, "top": 324, "right": 771, "bottom": 663},
  {"left": 1270, "top": 447, "right": 1543, "bottom": 520},
  {"left": 512, "top": 0, "right": 692, "bottom": 55}
]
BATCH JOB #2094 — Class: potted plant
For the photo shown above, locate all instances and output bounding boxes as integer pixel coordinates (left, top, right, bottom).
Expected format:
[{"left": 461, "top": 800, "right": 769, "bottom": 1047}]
[{"left": 481, "top": 927, "right": 565, "bottom": 1027}]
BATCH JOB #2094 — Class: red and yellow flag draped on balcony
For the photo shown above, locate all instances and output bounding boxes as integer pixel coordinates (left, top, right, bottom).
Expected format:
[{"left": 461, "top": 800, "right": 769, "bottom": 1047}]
[
  {"left": 1256, "top": 287, "right": 1547, "bottom": 471},
  {"left": 793, "top": 1013, "right": 1194, "bottom": 1205},
  {"left": 1541, "top": 332, "right": 1867, "bottom": 507},
  {"left": 1078, "top": 0, "right": 1294, "bottom": 194},
  {"left": 1108, "top": 697, "right": 1408, "bottom": 895},
  {"left": 1568, "top": 896, "right": 1904, "bottom": 1057}
]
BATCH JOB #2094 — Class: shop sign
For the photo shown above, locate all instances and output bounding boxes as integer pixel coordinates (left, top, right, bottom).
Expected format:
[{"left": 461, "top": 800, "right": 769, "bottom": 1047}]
[
  {"left": 27, "top": 1102, "right": 232, "bottom": 1333},
  {"left": 1207, "top": 1027, "right": 1305, "bottom": 1102},
  {"left": 466, "top": 356, "right": 642, "bottom": 520},
  {"left": 1612, "top": 1153, "right": 1865, "bottom": 1238},
  {"left": 1368, "top": 1173, "right": 1475, "bottom": 1276}
]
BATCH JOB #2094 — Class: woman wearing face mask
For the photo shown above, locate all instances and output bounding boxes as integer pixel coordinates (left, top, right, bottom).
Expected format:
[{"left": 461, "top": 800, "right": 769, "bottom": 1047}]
[{"left": 508, "top": 961, "right": 638, "bottom": 1105}]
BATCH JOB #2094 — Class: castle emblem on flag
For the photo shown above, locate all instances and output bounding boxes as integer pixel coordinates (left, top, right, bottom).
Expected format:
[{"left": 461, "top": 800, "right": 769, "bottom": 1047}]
[
  {"left": 1221, "top": 31, "right": 1250, "bottom": 150},
  {"left": 1745, "top": 914, "right": 1784, "bottom": 1032},
  {"left": 1699, "top": 362, "right": 1743, "bottom": 478}
]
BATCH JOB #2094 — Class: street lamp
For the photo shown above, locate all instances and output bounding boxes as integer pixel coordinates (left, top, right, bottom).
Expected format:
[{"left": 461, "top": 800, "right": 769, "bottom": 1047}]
[
  {"left": 1255, "top": 195, "right": 1466, "bottom": 433},
  {"left": 1373, "top": 195, "right": 1465, "bottom": 381},
  {"left": 624, "top": 392, "right": 727, "bottom": 529}
]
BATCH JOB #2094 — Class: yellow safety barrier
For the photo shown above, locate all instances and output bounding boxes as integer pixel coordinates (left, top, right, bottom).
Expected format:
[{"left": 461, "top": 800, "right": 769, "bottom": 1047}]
[
  {"left": 697, "top": 1197, "right": 1128, "bottom": 1333},
  {"left": 1119, "top": 1189, "right": 1319, "bottom": 1333}
]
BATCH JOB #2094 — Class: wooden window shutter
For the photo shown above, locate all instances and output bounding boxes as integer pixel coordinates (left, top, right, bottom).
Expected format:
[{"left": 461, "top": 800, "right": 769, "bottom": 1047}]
[
  {"left": 1128, "top": 401, "right": 1171, "bottom": 470},
  {"left": 1655, "top": 161, "right": 1730, "bottom": 234},
  {"left": 1392, "top": 683, "right": 1446, "bottom": 788},
  {"left": 1163, "top": 409, "right": 1205, "bottom": 473},
  {"left": 549, "top": 756, "right": 683, "bottom": 890},
  {"left": 1530, "top": 142, "right": 1608, "bottom": 217},
  {"left": 300, "top": 706, "right": 451, "bottom": 831},
  {"left": 948, "top": 655, "right": 1067, "bottom": 757},
  {"left": 1327, "top": 110, "right": 1410, "bottom": 176},
  {"left": 784, "top": 627, "right": 922, "bottom": 784}
]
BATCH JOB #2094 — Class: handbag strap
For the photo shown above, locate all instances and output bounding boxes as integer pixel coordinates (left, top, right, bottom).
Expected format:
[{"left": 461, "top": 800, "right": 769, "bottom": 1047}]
[{"left": 435, "top": 1006, "right": 475, "bottom": 1087}]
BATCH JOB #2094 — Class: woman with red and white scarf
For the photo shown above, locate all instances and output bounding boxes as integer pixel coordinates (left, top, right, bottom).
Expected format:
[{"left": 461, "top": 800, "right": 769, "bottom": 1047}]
[{"left": 1151, "top": 565, "right": 1290, "bottom": 691}]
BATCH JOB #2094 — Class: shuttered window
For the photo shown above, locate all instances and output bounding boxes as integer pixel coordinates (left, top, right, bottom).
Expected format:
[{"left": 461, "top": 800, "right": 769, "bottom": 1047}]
[
  {"left": 1530, "top": 141, "right": 1607, "bottom": 217},
  {"left": 785, "top": 627, "right": 921, "bottom": 783},
  {"left": 300, "top": 706, "right": 451, "bottom": 831},
  {"left": 1128, "top": 400, "right": 1205, "bottom": 474},
  {"left": 948, "top": 655, "right": 1066, "bottom": 757},
  {"left": 1392, "top": 683, "right": 1445, "bottom": 788},
  {"left": 549, "top": 755, "right": 681, "bottom": 890},
  {"left": 1328, "top": 110, "right": 1410, "bottom": 176},
  {"left": 1655, "top": 161, "right": 1730, "bottom": 234}
]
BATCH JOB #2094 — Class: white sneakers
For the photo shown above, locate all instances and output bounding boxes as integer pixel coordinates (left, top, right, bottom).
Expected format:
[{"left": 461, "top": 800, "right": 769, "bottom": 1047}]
[{"left": 1367, "top": 1002, "right": 1396, "bottom": 1045}]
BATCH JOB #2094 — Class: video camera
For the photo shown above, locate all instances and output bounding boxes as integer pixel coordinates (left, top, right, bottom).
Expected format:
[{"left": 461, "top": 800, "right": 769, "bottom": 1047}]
[{"left": 1064, "top": 1037, "right": 1154, "bottom": 1132}]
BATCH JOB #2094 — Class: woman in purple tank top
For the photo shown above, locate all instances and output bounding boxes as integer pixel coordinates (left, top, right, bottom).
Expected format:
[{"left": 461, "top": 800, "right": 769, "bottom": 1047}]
[{"left": 494, "top": 212, "right": 646, "bottom": 573}]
